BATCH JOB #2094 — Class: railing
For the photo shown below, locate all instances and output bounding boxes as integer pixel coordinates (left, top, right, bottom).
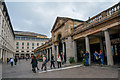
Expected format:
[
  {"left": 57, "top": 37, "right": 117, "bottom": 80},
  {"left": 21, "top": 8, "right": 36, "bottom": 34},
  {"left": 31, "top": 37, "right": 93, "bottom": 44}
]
[{"left": 86, "top": 2, "right": 120, "bottom": 27}]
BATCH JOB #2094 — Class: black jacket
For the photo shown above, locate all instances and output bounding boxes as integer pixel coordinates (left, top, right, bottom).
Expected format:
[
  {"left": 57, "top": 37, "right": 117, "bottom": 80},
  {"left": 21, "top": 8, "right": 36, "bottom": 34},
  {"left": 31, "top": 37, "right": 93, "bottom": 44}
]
[{"left": 31, "top": 58, "right": 38, "bottom": 68}]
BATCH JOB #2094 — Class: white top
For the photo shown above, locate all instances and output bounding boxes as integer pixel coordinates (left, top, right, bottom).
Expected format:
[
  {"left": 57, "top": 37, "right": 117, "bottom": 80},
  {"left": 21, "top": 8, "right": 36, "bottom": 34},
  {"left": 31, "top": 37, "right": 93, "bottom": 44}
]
[
  {"left": 57, "top": 56, "right": 61, "bottom": 62},
  {"left": 10, "top": 59, "right": 14, "bottom": 62}
]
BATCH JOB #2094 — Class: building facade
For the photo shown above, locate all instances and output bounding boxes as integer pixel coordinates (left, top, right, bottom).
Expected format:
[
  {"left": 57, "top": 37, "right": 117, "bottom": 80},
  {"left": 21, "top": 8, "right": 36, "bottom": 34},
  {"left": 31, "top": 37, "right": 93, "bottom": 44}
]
[
  {"left": 34, "top": 2, "right": 120, "bottom": 65},
  {"left": 14, "top": 31, "right": 49, "bottom": 58},
  {"left": 0, "top": 1, "right": 15, "bottom": 62}
]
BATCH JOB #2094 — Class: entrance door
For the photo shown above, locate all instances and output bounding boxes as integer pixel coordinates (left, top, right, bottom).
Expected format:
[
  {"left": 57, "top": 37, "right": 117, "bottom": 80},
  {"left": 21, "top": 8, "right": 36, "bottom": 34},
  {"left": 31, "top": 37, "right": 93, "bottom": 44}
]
[
  {"left": 90, "top": 43, "right": 100, "bottom": 63},
  {"left": 112, "top": 44, "right": 120, "bottom": 65}
]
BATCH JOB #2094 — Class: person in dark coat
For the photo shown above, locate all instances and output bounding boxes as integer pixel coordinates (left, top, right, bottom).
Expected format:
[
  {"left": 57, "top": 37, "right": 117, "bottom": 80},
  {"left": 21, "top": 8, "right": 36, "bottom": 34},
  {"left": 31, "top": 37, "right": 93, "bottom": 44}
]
[
  {"left": 50, "top": 54, "right": 55, "bottom": 69},
  {"left": 14, "top": 57, "right": 18, "bottom": 65},
  {"left": 31, "top": 56, "right": 38, "bottom": 73}
]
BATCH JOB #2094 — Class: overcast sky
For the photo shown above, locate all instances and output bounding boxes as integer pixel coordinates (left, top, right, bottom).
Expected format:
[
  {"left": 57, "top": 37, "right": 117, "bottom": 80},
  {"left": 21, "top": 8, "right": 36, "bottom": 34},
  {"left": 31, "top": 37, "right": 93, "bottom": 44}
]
[{"left": 5, "top": 0, "right": 119, "bottom": 38}]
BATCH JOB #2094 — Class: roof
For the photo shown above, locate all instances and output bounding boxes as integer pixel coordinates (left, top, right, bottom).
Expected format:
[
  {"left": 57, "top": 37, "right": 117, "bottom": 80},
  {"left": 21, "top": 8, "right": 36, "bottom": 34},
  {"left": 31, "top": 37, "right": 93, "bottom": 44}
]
[
  {"left": 51, "top": 17, "right": 84, "bottom": 32},
  {"left": 1, "top": 1, "right": 15, "bottom": 38},
  {"left": 14, "top": 31, "right": 47, "bottom": 37}
]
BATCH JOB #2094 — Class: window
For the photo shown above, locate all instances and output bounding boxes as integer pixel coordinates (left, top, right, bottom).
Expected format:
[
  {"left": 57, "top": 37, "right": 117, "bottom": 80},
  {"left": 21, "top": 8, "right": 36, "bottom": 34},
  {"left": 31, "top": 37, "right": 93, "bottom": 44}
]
[
  {"left": 26, "top": 37, "right": 30, "bottom": 40},
  {"left": 31, "top": 37, "right": 35, "bottom": 40},
  {"left": 22, "top": 42, "right": 24, "bottom": 45},
  {"left": 32, "top": 47, "right": 34, "bottom": 49},
  {"left": 16, "top": 47, "right": 19, "bottom": 49},
  {"left": 27, "top": 51, "right": 29, "bottom": 52},
  {"left": 15, "top": 37, "right": 20, "bottom": 40},
  {"left": 22, "top": 47, "right": 24, "bottom": 49},
  {"left": 21, "top": 51, "right": 24, "bottom": 52},
  {"left": 27, "top": 47, "right": 29, "bottom": 49},
  {"left": 21, "top": 37, "right": 25, "bottom": 40},
  {"left": 16, "top": 51, "right": 19, "bottom": 52},
  {"left": 16, "top": 42, "right": 19, "bottom": 45},
  {"left": 32, "top": 43, "right": 34, "bottom": 46},
  {"left": 37, "top": 43, "right": 39, "bottom": 46},
  {"left": 27, "top": 42, "right": 29, "bottom": 46}
]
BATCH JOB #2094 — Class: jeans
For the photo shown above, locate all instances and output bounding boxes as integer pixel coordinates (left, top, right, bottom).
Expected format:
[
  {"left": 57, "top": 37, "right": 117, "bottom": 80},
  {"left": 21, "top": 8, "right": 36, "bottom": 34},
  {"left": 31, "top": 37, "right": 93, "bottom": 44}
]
[
  {"left": 41, "top": 63, "right": 47, "bottom": 71},
  {"left": 57, "top": 62, "right": 61, "bottom": 68},
  {"left": 11, "top": 62, "right": 13, "bottom": 67},
  {"left": 50, "top": 61, "right": 55, "bottom": 69},
  {"left": 85, "top": 58, "right": 89, "bottom": 66},
  {"left": 101, "top": 58, "right": 103, "bottom": 65}
]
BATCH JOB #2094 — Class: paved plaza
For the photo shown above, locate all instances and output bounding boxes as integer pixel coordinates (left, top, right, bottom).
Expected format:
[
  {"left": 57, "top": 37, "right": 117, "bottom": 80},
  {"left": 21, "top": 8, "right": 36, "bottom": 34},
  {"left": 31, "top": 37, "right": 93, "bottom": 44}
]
[{"left": 1, "top": 60, "right": 119, "bottom": 78}]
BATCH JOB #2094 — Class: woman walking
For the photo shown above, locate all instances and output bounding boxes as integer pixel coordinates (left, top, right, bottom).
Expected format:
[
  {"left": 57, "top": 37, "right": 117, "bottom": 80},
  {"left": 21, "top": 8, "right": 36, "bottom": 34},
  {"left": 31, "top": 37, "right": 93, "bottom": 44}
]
[
  {"left": 31, "top": 56, "right": 38, "bottom": 73},
  {"left": 98, "top": 50, "right": 104, "bottom": 66},
  {"left": 57, "top": 54, "right": 62, "bottom": 68},
  {"left": 41, "top": 55, "right": 47, "bottom": 72}
]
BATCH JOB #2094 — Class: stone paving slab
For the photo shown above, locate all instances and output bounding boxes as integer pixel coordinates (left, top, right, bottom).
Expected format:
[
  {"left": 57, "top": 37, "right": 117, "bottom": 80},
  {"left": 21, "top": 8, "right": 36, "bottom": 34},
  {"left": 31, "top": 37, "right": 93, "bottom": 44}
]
[{"left": 2, "top": 60, "right": 119, "bottom": 78}]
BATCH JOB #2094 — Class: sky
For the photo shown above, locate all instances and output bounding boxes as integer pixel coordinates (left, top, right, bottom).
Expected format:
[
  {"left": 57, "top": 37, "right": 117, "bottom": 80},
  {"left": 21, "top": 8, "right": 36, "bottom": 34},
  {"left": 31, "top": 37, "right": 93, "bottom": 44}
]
[{"left": 5, "top": 0, "right": 119, "bottom": 38}]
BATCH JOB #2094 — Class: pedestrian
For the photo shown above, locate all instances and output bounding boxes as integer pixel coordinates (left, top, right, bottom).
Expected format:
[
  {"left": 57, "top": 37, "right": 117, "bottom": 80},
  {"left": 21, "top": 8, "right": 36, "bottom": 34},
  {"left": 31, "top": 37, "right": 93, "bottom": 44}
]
[
  {"left": 85, "top": 51, "right": 89, "bottom": 66},
  {"left": 31, "top": 56, "right": 38, "bottom": 73},
  {"left": 10, "top": 58, "right": 14, "bottom": 67},
  {"left": 57, "top": 54, "right": 62, "bottom": 68},
  {"left": 82, "top": 53, "right": 85, "bottom": 66},
  {"left": 14, "top": 57, "right": 18, "bottom": 65},
  {"left": 60, "top": 52, "right": 64, "bottom": 64},
  {"left": 7, "top": 58, "right": 9, "bottom": 64},
  {"left": 93, "top": 51, "right": 99, "bottom": 63},
  {"left": 41, "top": 55, "right": 47, "bottom": 72},
  {"left": 50, "top": 54, "right": 55, "bottom": 69},
  {"left": 98, "top": 50, "right": 103, "bottom": 66}
]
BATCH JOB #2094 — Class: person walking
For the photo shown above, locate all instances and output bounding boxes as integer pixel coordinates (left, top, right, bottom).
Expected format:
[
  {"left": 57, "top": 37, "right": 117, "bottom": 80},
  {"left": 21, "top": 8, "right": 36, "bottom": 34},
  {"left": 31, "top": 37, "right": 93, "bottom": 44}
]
[
  {"left": 85, "top": 51, "right": 89, "bottom": 66},
  {"left": 41, "top": 55, "right": 47, "bottom": 72},
  {"left": 60, "top": 52, "right": 64, "bottom": 64},
  {"left": 98, "top": 50, "right": 104, "bottom": 66},
  {"left": 93, "top": 51, "right": 99, "bottom": 63},
  {"left": 50, "top": 54, "right": 55, "bottom": 69},
  {"left": 7, "top": 58, "right": 9, "bottom": 64},
  {"left": 10, "top": 58, "right": 14, "bottom": 67},
  {"left": 14, "top": 57, "right": 18, "bottom": 65},
  {"left": 57, "top": 54, "right": 62, "bottom": 68},
  {"left": 31, "top": 56, "right": 38, "bottom": 73}
]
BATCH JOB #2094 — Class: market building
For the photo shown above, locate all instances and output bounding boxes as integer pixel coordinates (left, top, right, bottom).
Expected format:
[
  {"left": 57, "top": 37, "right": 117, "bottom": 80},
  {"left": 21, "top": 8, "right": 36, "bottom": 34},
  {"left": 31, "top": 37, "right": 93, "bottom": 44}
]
[
  {"left": 0, "top": 1, "right": 15, "bottom": 62},
  {"left": 34, "top": 2, "right": 120, "bottom": 66},
  {"left": 14, "top": 31, "right": 49, "bottom": 58}
]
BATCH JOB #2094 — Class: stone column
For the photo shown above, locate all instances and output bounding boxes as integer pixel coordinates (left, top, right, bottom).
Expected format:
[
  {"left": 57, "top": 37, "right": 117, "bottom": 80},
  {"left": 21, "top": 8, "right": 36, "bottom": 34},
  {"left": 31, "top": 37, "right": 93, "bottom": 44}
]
[
  {"left": 100, "top": 37, "right": 104, "bottom": 52},
  {"left": 65, "top": 37, "right": 73, "bottom": 64},
  {"left": 73, "top": 40, "right": 77, "bottom": 62},
  {"left": 6, "top": 51, "right": 8, "bottom": 62},
  {"left": 62, "top": 42, "right": 65, "bottom": 62},
  {"left": 56, "top": 45, "right": 59, "bottom": 57},
  {"left": 0, "top": 49, "right": 2, "bottom": 59},
  {"left": 104, "top": 30, "right": 113, "bottom": 66},
  {"left": 47, "top": 49, "right": 48, "bottom": 60},
  {"left": 50, "top": 48, "right": 51, "bottom": 61},
  {"left": 85, "top": 36, "right": 91, "bottom": 65}
]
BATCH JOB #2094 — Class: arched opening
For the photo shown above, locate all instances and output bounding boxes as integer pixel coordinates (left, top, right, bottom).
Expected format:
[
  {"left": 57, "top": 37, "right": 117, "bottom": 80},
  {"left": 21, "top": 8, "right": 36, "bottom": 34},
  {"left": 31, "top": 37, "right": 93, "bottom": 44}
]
[{"left": 57, "top": 34, "right": 62, "bottom": 54}]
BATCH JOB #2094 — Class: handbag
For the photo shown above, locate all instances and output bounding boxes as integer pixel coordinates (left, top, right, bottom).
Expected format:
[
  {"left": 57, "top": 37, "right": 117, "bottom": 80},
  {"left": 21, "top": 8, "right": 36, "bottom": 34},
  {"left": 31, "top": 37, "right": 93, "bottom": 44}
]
[{"left": 95, "top": 55, "right": 98, "bottom": 60}]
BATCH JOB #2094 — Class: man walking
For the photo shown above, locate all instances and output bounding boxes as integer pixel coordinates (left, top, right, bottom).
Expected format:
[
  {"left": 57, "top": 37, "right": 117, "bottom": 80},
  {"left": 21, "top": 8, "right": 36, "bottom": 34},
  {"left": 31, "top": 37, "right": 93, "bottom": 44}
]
[
  {"left": 31, "top": 56, "right": 38, "bottom": 73},
  {"left": 85, "top": 51, "right": 89, "bottom": 66},
  {"left": 10, "top": 58, "right": 14, "bottom": 67},
  {"left": 50, "top": 54, "right": 55, "bottom": 69}
]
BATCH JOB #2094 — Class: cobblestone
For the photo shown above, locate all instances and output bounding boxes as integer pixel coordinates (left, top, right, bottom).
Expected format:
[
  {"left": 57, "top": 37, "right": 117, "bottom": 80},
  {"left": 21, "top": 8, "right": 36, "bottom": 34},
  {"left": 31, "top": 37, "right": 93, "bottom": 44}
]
[{"left": 2, "top": 60, "right": 118, "bottom": 78}]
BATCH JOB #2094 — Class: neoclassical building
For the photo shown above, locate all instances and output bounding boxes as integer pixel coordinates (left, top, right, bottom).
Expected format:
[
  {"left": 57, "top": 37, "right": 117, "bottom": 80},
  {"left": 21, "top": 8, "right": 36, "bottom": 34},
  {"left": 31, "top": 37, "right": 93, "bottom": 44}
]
[
  {"left": 34, "top": 2, "right": 120, "bottom": 65},
  {"left": 0, "top": 1, "right": 15, "bottom": 62},
  {"left": 14, "top": 31, "right": 49, "bottom": 58}
]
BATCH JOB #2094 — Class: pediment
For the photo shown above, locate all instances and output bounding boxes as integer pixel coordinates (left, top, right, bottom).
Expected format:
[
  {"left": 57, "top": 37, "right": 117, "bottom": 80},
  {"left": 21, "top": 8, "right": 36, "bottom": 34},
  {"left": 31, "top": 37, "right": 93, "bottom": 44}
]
[{"left": 51, "top": 17, "right": 68, "bottom": 32}]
